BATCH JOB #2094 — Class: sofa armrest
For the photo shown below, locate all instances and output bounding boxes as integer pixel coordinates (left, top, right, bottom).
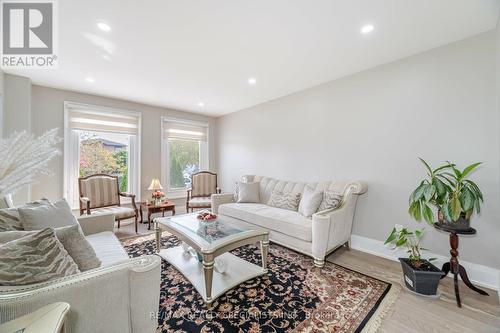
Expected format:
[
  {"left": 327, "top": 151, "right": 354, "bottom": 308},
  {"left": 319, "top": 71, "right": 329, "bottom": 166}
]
[
  {"left": 0, "top": 256, "right": 161, "bottom": 332},
  {"left": 211, "top": 193, "right": 234, "bottom": 214},
  {"left": 77, "top": 212, "right": 115, "bottom": 236},
  {"left": 311, "top": 189, "right": 359, "bottom": 262}
]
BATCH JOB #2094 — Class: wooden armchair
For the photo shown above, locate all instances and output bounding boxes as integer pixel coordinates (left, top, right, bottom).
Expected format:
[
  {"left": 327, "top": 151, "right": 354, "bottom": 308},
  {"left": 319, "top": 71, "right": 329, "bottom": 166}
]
[
  {"left": 186, "top": 171, "right": 221, "bottom": 213},
  {"left": 78, "top": 173, "right": 139, "bottom": 233}
]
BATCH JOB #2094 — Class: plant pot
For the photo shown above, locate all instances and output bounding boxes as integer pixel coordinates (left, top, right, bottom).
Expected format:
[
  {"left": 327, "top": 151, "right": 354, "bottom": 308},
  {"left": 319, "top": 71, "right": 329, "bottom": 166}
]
[
  {"left": 442, "top": 213, "right": 471, "bottom": 231},
  {"left": 399, "top": 258, "right": 444, "bottom": 296}
]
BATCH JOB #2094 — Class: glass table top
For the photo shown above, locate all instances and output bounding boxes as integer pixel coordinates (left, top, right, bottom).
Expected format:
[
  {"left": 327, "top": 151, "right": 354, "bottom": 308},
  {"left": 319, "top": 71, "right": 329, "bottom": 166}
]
[{"left": 162, "top": 213, "right": 257, "bottom": 247}]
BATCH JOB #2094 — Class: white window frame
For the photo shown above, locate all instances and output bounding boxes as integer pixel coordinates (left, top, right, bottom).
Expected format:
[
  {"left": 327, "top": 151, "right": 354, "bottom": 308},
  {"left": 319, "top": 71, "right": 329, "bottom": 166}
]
[
  {"left": 63, "top": 101, "right": 142, "bottom": 209},
  {"left": 160, "top": 117, "right": 209, "bottom": 198}
]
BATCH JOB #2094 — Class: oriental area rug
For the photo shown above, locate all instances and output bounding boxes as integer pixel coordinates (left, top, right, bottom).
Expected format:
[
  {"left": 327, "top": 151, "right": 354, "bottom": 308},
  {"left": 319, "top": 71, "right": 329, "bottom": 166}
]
[{"left": 122, "top": 232, "right": 399, "bottom": 333}]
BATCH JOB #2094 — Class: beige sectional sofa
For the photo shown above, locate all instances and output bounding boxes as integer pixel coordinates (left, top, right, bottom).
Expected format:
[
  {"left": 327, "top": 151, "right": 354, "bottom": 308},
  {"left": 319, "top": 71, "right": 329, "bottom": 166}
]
[
  {"left": 0, "top": 212, "right": 161, "bottom": 333},
  {"left": 212, "top": 175, "right": 367, "bottom": 267}
]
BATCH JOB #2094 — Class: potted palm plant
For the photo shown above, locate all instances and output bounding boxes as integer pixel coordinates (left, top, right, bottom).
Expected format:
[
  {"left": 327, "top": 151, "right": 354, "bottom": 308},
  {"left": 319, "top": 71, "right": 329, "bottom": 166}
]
[
  {"left": 385, "top": 226, "right": 443, "bottom": 295},
  {"left": 408, "top": 159, "right": 483, "bottom": 230}
]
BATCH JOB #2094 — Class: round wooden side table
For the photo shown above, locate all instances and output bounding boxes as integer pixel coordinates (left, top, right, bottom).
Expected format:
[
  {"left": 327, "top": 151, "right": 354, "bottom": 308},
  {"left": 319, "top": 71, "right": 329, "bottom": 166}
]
[{"left": 433, "top": 222, "right": 489, "bottom": 308}]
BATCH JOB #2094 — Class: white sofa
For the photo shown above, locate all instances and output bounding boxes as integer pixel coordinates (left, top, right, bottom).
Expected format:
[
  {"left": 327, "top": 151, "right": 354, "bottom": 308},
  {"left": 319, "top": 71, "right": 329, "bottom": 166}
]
[
  {"left": 212, "top": 175, "right": 367, "bottom": 267},
  {"left": 0, "top": 212, "right": 161, "bottom": 333}
]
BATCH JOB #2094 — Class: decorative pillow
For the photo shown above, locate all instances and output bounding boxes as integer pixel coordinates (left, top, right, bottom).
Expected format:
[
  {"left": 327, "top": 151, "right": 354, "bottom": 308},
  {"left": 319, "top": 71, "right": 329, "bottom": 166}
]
[
  {"left": 0, "top": 199, "right": 51, "bottom": 232},
  {"left": 53, "top": 225, "right": 101, "bottom": 271},
  {"left": 318, "top": 190, "right": 343, "bottom": 212},
  {"left": 233, "top": 182, "right": 240, "bottom": 202},
  {"left": 0, "top": 225, "right": 101, "bottom": 271},
  {"left": 298, "top": 186, "right": 324, "bottom": 217},
  {"left": 237, "top": 182, "right": 260, "bottom": 203},
  {"left": 19, "top": 199, "right": 78, "bottom": 231},
  {"left": 0, "top": 228, "right": 80, "bottom": 286},
  {"left": 0, "top": 208, "right": 23, "bottom": 232},
  {"left": 268, "top": 191, "right": 301, "bottom": 211}
]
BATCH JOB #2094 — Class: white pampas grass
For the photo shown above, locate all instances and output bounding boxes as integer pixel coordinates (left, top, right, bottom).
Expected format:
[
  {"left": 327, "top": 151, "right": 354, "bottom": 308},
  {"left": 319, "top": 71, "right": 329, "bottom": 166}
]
[{"left": 0, "top": 128, "right": 61, "bottom": 198}]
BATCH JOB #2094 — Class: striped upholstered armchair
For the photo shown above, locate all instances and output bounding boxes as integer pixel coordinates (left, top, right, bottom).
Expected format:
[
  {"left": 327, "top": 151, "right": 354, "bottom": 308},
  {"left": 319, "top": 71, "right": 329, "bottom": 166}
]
[
  {"left": 186, "top": 172, "right": 221, "bottom": 212},
  {"left": 78, "top": 174, "right": 139, "bottom": 233}
]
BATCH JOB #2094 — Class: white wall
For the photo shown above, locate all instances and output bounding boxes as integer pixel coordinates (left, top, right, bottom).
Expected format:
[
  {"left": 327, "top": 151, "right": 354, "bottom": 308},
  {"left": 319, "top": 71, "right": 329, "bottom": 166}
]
[
  {"left": 29, "top": 85, "right": 217, "bottom": 203},
  {"left": 0, "top": 70, "right": 3, "bottom": 138},
  {"left": 216, "top": 31, "right": 500, "bottom": 270},
  {"left": 3, "top": 74, "right": 32, "bottom": 203}
]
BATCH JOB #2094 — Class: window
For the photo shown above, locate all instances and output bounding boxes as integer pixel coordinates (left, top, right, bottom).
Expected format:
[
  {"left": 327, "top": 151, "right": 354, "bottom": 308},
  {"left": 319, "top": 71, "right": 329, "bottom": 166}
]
[
  {"left": 161, "top": 118, "right": 209, "bottom": 196},
  {"left": 79, "top": 131, "right": 130, "bottom": 192},
  {"left": 64, "top": 102, "right": 141, "bottom": 208}
]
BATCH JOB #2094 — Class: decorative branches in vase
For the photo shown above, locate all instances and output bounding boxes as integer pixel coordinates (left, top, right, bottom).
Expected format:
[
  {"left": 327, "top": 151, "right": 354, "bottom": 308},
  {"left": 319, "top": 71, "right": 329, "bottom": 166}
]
[{"left": 0, "top": 128, "right": 61, "bottom": 198}]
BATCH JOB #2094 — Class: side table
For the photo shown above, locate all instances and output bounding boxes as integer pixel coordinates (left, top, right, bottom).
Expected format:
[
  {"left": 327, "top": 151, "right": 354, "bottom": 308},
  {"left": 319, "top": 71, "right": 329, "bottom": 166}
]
[
  {"left": 140, "top": 200, "right": 176, "bottom": 230},
  {"left": 0, "top": 302, "right": 70, "bottom": 333},
  {"left": 434, "top": 222, "right": 489, "bottom": 308}
]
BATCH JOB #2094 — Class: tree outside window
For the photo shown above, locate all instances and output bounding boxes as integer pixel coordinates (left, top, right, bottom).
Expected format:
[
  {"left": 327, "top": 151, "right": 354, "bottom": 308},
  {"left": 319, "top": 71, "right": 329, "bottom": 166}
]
[
  {"left": 168, "top": 139, "right": 200, "bottom": 189},
  {"left": 79, "top": 131, "right": 129, "bottom": 192}
]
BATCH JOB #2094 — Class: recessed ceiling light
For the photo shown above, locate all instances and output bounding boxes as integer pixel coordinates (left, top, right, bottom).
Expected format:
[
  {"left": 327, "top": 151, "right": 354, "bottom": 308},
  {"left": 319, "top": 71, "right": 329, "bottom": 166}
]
[
  {"left": 101, "top": 54, "right": 111, "bottom": 61},
  {"left": 248, "top": 77, "right": 257, "bottom": 85},
  {"left": 97, "top": 22, "right": 111, "bottom": 32},
  {"left": 198, "top": 102, "right": 204, "bottom": 107},
  {"left": 360, "top": 24, "right": 374, "bottom": 34},
  {"left": 85, "top": 77, "right": 95, "bottom": 83}
]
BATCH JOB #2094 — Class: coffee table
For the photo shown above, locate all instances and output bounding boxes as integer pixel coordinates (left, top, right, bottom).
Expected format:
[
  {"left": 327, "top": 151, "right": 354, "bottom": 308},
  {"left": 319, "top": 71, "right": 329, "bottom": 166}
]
[
  {"left": 154, "top": 213, "right": 269, "bottom": 304},
  {"left": 139, "top": 200, "right": 176, "bottom": 230}
]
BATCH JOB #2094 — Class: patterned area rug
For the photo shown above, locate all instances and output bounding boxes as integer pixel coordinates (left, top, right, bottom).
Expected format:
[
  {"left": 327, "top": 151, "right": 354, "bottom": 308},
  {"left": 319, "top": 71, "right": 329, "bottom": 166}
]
[{"left": 122, "top": 233, "right": 399, "bottom": 333}]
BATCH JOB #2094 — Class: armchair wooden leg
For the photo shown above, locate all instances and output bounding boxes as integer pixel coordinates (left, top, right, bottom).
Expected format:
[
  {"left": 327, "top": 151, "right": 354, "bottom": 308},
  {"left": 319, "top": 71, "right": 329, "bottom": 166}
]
[
  {"left": 134, "top": 215, "right": 138, "bottom": 233},
  {"left": 117, "top": 219, "right": 120, "bottom": 229}
]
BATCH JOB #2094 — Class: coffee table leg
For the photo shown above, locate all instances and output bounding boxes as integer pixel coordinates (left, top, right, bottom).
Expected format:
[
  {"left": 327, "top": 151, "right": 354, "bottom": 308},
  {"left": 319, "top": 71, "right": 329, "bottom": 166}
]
[
  {"left": 203, "top": 254, "right": 214, "bottom": 303},
  {"left": 260, "top": 237, "right": 269, "bottom": 273},
  {"left": 154, "top": 221, "right": 161, "bottom": 254}
]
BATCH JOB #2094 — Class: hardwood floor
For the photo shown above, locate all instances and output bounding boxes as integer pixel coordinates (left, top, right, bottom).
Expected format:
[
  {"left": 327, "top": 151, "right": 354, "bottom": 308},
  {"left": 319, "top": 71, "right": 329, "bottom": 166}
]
[
  {"left": 115, "top": 209, "right": 500, "bottom": 332},
  {"left": 327, "top": 247, "right": 500, "bottom": 333}
]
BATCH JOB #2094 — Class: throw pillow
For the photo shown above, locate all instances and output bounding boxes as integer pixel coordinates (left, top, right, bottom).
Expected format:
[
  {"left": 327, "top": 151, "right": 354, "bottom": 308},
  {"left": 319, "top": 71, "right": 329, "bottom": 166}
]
[
  {"left": 53, "top": 225, "right": 101, "bottom": 271},
  {"left": 0, "top": 199, "right": 51, "bottom": 232},
  {"left": 268, "top": 191, "right": 301, "bottom": 211},
  {"left": 237, "top": 182, "right": 260, "bottom": 203},
  {"left": 318, "top": 190, "right": 343, "bottom": 212},
  {"left": 0, "top": 226, "right": 101, "bottom": 272},
  {"left": 298, "top": 186, "right": 324, "bottom": 217},
  {"left": 19, "top": 199, "right": 78, "bottom": 231},
  {"left": 0, "top": 228, "right": 80, "bottom": 286},
  {"left": 233, "top": 181, "right": 239, "bottom": 202},
  {"left": 0, "top": 208, "right": 23, "bottom": 232}
]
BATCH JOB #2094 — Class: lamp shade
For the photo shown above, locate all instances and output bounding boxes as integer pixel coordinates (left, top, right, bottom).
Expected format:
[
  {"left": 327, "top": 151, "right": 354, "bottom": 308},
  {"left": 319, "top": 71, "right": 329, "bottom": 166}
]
[{"left": 148, "top": 178, "right": 163, "bottom": 191}]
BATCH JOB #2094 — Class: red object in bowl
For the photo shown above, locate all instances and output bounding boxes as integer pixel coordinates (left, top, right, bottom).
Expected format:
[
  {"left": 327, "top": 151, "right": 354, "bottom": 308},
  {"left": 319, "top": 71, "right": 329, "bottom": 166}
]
[{"left": 197, "top": 212, "right": 217, "bottom": 221}]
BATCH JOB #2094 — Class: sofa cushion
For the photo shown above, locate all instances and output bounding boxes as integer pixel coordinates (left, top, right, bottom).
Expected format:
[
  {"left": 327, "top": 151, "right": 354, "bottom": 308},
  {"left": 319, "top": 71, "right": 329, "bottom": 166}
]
[
  {"left": 188, "top": 196, "right": 211, "bottom": 207},
  {"left": 19, "top": 199, "right": 78, "bottom": 230},
  {"left": 219, "top": 203, "right": 312, "bottom": 242},
  {"left": 0, "top": 225, "right": 101, "bottom": 272},
  {"left": 318, "top": 190, "right": 343, "bottom": 212},
  {"left": 86, "top": 231, "right": 129, "bottom": 267},
  {"left": 237, "top": 182, "right": 260, "bottom": 203},
  {"left": 0, "top": 208, "right": 23, "bottom": 232},
  {"left": 0, "top": 228, "right": 80, "bottom": 286},
  {"left": 91, "top": 206, "right": 136, "bottom": 220},
  {"left": 298, "top": 186, "right": 324, "bottom": 217},
  {"left": 268, "top": 190, "right": 301, "bottom": 211},
  {"left": 55, "top": 225, "right": 101, "bottom": 271}
]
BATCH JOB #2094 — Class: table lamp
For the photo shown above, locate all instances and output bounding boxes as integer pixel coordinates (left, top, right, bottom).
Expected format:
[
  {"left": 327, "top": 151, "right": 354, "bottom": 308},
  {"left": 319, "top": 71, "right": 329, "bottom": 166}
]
[{"left": 148, "top": 178, "right": 164, "bottom": 204}]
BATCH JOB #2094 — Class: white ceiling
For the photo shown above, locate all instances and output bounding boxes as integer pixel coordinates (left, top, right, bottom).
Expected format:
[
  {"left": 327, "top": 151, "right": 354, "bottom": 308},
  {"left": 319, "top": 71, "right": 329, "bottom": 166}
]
[{"left": 6, "top": 0, "right": 500, "bottom": 116}]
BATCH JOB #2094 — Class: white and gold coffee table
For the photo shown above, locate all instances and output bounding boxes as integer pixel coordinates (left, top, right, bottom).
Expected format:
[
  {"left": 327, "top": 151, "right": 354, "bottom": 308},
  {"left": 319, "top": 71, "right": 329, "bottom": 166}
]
[{"left": 154, "top": 213, "right": 269, "bottom": 304}]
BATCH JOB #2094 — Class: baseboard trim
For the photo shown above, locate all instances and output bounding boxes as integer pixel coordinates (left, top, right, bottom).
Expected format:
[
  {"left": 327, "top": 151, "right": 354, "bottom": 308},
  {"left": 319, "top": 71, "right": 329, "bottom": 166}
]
[{"left": 350, "top": 234, "right": 499, "bottom": 291}]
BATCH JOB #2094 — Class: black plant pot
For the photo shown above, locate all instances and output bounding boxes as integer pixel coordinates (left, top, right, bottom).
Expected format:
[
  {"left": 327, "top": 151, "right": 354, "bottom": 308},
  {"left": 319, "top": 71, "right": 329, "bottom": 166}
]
[
  {"left": 399, "top": 258, "right": 444, "bottom": 296},
  {"left": 440, "top": 213, "right": 471, "bottom": 231}
]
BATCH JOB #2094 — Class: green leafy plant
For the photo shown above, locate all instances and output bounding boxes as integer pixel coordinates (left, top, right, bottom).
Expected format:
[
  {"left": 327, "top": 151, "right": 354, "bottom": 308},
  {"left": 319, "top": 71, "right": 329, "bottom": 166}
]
[
  {"left": 408, "top": 158, "right": 483, "bottom": 224},
  {"left": 384, "top": 225, "right": 433, "bottom": 267}
]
